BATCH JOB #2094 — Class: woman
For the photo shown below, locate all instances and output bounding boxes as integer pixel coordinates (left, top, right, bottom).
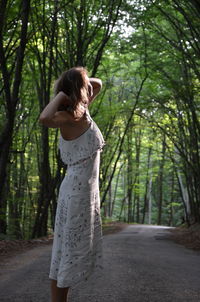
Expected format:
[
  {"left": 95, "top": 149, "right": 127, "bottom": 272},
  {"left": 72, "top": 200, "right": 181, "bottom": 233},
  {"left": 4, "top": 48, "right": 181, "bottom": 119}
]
[{"left": 39, "top": 67, "right": 105, "bottom": 302}]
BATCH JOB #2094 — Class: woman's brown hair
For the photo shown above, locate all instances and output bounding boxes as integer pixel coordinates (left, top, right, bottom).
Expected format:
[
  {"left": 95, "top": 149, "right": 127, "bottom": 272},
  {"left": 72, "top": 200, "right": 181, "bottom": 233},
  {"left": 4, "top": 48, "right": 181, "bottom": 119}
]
[{"left": 54, "top": 67, "right": 90, "bottom": 110}]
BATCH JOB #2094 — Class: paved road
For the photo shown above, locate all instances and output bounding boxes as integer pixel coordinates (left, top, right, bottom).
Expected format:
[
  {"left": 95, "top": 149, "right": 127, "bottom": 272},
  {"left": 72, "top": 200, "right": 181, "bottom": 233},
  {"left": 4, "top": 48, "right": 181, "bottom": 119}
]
[{"left": 0, "top": 224, "right": 200, "bottom": 302}]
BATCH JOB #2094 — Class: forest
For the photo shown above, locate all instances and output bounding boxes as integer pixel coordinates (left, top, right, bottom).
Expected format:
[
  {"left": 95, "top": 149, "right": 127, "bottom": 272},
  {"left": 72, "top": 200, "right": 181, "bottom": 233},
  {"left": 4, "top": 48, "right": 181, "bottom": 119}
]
[{"left": 0, "top": 0, "right": 200, "bottom": 240}]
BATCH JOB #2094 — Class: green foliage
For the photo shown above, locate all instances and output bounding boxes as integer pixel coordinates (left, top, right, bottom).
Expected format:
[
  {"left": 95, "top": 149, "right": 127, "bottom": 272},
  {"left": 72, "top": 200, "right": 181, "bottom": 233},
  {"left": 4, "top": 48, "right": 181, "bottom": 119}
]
[{"left": 1, "top": 0, "right": 200, "bottom": 238}]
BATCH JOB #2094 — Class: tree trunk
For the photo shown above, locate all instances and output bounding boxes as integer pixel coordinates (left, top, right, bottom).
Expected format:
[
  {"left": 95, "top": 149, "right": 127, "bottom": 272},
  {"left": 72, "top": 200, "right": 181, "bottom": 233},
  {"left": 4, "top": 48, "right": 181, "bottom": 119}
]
[
  {"left": 134, "top": 129, "right": 141, "bottom": 223},
  {"left": 142, "top": 146, "right": 152, "bottom": 224},
  {"left": 111, "top": 163, "right": 124, "bottom": 217},
  {"left": 127, "top": 125, "right": 133, "bottom": 223},
  {"left": 157, "top": 134, "right": 166, "bottom": 225},
  {"left": 168, "top": 167, "right": 175, "bottom": 226},
  {"left": 32, "top": 126, "right": 52, "bottom": 238}
]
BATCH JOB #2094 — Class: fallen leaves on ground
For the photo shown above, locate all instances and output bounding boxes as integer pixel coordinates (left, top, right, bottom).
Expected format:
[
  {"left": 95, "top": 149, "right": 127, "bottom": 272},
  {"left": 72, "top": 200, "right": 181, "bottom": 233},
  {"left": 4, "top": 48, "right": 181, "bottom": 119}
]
[
  {"left": 0, "top": 236, "right": 53, "bottom": 259},
  {"left": 169, "top": 223, "right": 200, "bottom": 251},
  {"left": 102, "top": 221, "right": 128, "bottom": 235}
]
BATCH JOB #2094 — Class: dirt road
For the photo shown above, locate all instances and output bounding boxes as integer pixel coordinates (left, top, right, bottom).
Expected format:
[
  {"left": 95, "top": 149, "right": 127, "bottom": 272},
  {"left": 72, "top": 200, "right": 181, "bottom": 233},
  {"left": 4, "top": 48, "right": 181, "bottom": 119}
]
[{"left": 0, "top": 224, "right": 200, "bottom": 302}]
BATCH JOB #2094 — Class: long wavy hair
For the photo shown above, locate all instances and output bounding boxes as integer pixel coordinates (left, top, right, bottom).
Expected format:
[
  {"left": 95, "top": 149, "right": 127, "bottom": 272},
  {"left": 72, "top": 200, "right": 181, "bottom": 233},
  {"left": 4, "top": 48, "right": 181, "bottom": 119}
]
[{"left": 54, "top": 67, "right": 90, "bottom": 111}]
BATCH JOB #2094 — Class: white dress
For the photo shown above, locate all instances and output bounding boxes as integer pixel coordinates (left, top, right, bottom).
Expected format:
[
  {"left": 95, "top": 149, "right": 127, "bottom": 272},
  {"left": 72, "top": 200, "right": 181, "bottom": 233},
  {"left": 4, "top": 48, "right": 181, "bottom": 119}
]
[{"left": 49, "top": 110, "right": 105, "bottom": 288}]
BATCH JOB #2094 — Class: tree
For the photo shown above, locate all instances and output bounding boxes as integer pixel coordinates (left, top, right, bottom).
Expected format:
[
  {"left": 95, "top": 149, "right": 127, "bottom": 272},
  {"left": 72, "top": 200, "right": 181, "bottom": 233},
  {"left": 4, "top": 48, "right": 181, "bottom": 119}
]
[{"left": 0, "top": 0, "right": 31, "bottom": 234}]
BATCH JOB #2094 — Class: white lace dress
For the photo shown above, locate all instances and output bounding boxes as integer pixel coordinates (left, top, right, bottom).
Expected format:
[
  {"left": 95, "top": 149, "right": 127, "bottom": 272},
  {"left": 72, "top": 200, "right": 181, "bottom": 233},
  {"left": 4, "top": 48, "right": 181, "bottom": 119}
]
[{"left": 49, "top": 110, "right": 105, "bottom": 288}]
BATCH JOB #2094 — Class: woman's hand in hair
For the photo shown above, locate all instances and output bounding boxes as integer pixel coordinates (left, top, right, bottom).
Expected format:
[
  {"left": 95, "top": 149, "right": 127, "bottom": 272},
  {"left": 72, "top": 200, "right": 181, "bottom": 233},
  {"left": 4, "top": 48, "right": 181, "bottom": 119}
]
[
  {"left": 88, "top": 78, "right": 102, "bottom": 104},
  {"left": 57, "top": 91, "right": 71, "bottom": 111},
  {"left": 88, "top": 82, "right": 93, "bottom": 98}
]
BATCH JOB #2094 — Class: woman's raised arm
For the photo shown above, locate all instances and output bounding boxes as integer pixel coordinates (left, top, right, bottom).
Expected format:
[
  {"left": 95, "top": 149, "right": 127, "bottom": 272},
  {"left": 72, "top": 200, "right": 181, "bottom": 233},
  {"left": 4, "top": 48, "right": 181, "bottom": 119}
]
[
  {"left": 89, "top": 78, "right": 102, "bottom": 104},
  {"left": 39, "top": 91, "right": 70, "bottom": 128}
]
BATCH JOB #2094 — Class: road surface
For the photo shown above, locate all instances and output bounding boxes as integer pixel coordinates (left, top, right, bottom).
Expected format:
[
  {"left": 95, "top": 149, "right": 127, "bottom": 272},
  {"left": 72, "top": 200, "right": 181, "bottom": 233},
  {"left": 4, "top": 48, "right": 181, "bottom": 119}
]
[{"left": 0, "top": 224, "right": 200, "bottom": 302}]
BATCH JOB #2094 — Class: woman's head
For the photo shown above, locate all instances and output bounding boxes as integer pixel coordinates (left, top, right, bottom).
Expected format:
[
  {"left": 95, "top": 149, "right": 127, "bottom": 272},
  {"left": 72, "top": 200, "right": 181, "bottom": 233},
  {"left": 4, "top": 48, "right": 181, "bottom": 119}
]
[{"left": 54, "top": 67, "right": 92, "bottom": 109}]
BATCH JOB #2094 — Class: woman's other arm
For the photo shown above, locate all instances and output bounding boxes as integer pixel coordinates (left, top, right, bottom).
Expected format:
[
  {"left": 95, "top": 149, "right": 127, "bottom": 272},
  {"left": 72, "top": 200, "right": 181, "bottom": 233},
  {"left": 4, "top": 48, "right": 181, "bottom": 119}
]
[
  {"left": 89, "top": 78, "right": 102, "bottom": 104},
  {"left": 39, "top": 91, "right": 70, "bottom": 128}
]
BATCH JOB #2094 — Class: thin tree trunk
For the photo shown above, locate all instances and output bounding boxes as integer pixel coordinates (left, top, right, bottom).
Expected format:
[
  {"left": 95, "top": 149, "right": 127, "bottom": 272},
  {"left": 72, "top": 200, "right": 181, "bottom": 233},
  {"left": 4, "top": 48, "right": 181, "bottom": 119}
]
[
  {"left": 148, "top": 165, "right": 153, "bottom": 225},
  {"left": 169, "top": 167, "right": 175, "bottom": 226},
  {"left": 142, "top": 146, "right": 152, "bottom": 224},
  {"left": 157, "top": 134, "right": 166, "bottom": 225},
  {"left": 134, "top": 129, "right": 141, "bottom": 224},
  {"left": 111, "top": 163, "right": 124, "bottom": 217},
  {"left": 127, "top": 125, "right": 133, "bottom": 223}
]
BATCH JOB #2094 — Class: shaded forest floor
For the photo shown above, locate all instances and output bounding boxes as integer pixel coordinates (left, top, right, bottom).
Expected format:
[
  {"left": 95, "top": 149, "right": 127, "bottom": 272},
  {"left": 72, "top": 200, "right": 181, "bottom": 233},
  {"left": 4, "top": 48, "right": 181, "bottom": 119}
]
[
  {"left": 0, "top": 222, "right": 200, "bottom": 261},
  {"left": 0, "top": 235, "right": 53, "bottom": 259},
  {"left": 169, "top": 223, "right": 200, "bottom": 251},
  {"left": 0, "top": 221, "right": 127, "bottom": 260}
]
